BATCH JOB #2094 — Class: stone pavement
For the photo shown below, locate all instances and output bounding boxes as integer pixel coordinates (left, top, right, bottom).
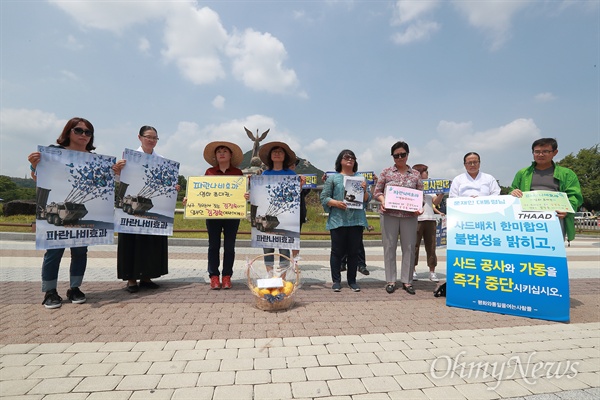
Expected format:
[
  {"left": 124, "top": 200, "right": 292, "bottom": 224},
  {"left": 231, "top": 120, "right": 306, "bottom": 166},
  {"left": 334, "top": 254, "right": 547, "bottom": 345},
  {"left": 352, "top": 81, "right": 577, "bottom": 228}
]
[{"left": 0, "top": 234, "right": 598, "bottom": 399}]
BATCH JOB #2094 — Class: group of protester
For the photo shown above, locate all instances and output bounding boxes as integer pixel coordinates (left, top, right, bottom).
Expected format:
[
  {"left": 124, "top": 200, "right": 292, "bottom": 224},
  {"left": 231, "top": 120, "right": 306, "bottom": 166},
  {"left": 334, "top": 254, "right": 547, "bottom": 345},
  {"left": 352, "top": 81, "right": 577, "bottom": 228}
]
[{"left": 27, "top": 117, "right": 583, "bottom": 308}]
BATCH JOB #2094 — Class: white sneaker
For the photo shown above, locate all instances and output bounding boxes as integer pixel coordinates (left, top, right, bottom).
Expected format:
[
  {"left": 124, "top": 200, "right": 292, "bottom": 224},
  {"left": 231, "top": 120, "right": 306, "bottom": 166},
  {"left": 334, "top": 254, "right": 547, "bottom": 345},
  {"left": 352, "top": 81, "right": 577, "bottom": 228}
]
[
  {"left": 413, "top": 271, "right": 419, "bottom": 281},
  {"left": 429, "top": 272, "right": 439, "bottom": 282}
]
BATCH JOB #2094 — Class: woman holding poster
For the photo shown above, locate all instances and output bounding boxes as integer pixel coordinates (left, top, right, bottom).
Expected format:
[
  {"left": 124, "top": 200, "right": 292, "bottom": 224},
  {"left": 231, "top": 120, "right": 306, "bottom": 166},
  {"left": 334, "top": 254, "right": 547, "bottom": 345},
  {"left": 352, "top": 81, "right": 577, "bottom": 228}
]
[
  {"left": 320, "top": 150, "right": 370, "bottom": 292},
  {"left": 202, "top": 141, "right": 244, "bottom": 290},
  {"left": 373, "top": 141, "right": 423, "bottom": 295},
  {"left": 113, "top": 126, "right": 175, "bottom": 293},
  {"left": 27, "top": 117, "right": 98, "bottom": 308},
  {"left": 255, "top": 141, "right": 299, "bottom": 276}
]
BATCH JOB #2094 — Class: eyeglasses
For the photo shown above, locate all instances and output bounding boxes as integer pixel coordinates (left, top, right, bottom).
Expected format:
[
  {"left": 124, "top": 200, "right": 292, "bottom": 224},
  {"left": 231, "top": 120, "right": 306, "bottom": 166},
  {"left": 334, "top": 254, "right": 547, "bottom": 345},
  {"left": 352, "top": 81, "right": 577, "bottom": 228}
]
[
  {"left": 392, "top": 152, "right": 408, "bottom": 159},
  {"left": 342, "top": 155, "right": 356, "bottom": 161},
  {"left": 533, "top": 150, "right": 552, "bottom": 155},
  {"left": 464, "top": 161, "right": 480, "bottom": 166},
  {"left": 142, "top": 135, "right": 159, "bottom": 141},
  {"left": 72, "top": 127, "right": 93, "bottom": 137}
]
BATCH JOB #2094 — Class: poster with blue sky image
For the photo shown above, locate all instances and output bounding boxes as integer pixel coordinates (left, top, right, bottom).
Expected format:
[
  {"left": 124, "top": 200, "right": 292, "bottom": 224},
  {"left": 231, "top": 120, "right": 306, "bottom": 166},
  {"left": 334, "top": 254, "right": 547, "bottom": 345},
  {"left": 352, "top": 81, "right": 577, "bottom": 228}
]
[
  {"left": 35, "top": 146, "right": 116, "bottom": 250},
  {"left": 114, "top": 149, "right": 179, "bottom": 235},
  {"left": 446, "top": 195, "right": 569, "bottom": 322}
]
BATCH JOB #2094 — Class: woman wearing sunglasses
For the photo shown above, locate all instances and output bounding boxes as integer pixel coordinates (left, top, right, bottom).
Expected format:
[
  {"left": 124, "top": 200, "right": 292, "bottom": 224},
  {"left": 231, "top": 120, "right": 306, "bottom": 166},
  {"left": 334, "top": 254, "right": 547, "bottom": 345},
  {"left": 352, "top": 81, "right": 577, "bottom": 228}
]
[
  {"left": 373, "top": 141, "right": 423, "bottom": 295},
  {"left": 320, "top": 150, "right": 371, "bottom": 292},
  {"left": 27, "top": 117, "right": 97, "bottom": 308}
]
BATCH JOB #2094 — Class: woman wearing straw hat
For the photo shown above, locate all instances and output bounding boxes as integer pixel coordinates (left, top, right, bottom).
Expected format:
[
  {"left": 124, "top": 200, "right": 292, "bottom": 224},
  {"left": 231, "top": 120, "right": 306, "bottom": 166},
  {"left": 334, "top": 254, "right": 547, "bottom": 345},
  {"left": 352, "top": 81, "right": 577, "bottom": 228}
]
[
  {"left": 255, "top": 141, "right": 300, "bottom": 276},
  {"left": 202, "top": 141, "right": 244, "bottom": 289}
]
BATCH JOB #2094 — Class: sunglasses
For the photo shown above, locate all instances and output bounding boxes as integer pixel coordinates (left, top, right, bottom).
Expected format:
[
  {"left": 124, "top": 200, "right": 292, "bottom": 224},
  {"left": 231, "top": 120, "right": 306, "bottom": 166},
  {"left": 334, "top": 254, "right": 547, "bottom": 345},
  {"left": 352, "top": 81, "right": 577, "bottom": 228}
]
[
  {"left": 72, "top": 127, "right": 93, "bottom": 137},
  {"left": 342, "top": 155, "right": 356, "bottom": 161},
  {"left": 392, "top": 152, "right": 408, "bottom": 159}
]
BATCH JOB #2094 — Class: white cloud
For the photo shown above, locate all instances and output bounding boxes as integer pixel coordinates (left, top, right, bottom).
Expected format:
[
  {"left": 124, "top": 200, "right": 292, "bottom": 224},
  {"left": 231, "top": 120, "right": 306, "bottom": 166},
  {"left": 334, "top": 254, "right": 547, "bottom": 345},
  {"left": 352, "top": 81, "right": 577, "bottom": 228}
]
[
  {"left": 0, "top": 108, "right": 544, "bottom": 187},
  {"left": 452, "top": 0, "right": 531, "bottom": 50},
  {"left": 390, "top": 1, "right": 441, "bottom": 45},
  {"left": 49, "top": 0, "right": 174, "bottom": 33},
  {"left": 306, "top": 119, "right": 540, "bottom": 186},
  {"left": 65, "top": 35, "right": 84, "bottom": 51},
  {"left": 0, "top": 109, "right": 66, "bottom": 177},
  {"left": 161, "top": 6, "right": 228, "bottom": 85},
  {"left": 437, "top": 120, "right": 474, "bottom": 137},
  {"left": 391, "top": 20, "right": 440, "bottom": 45},
  {"left": 534, "top": 92, "right": 557, "bottom": 102},
  {"left": 60, "top": 70, "right": 80, "bottom": 81},
  {"left": 49, "top": 2, "right": 304, "bottom": 95},
  {"left": 212, "top": 95, "right": 225, "bottom": 109},
  {"left": 159, "top": 115, "right": 287, "bottom": 178},
  {"left": 392, "top": 0, "right": 440, "bottom": 26},
  {"left": 227, "top": 29, "right": 301, "bottom": 95},
  {"left": 138, "top": 37, "right": 151, "bottom": 54}
]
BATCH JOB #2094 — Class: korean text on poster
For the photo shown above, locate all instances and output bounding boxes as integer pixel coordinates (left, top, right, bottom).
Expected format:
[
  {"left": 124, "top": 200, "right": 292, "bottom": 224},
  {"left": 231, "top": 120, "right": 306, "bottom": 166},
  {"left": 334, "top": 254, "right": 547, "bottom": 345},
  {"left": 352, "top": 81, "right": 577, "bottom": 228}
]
[
  {"left": 249, "top": 175, "right": 300, "bottom": 250},
  {"left": 114, "top": 149, "right": 179, "bottom": 236},
  {"left": 384, "top": 186, "right": 423, "bottom": 212},
  {"left": 446, "top": 195, "right": 570, "bottom": 322},
  {"left": 519, "top": 190, "right": 575, "bottom": 213},
  {"left": 185, "top": 176, "right": 247, "bottom": 219},
  {"left": 301, "top": 174, "right": 317, "bottom": 189},
  {"left": 35, "top": 145, "right": 116, "bottom": 250},
  {"left": 423, "top": 178, "right": 451, "bottom": 194}
]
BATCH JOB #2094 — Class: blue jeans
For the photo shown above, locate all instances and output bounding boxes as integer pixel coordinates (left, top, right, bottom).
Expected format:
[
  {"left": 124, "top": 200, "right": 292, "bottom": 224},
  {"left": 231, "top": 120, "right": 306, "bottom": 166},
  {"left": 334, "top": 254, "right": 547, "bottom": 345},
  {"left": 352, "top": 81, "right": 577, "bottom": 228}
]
[
  {"left": 206, "top": 219, "right": 240, "bottom": 277},
  {"left": 330, "top": 225, "right": 363, "bottom": 285},
  {"left": 41, "top": 247, "right": 88, "bottom": 292}
]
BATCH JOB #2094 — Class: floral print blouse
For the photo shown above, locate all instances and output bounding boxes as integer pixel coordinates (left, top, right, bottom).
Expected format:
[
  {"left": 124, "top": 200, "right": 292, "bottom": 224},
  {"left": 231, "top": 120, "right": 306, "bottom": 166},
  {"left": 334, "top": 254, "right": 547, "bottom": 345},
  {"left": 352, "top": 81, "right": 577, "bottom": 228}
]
[{"left": 373, "top": 165, "right": 423, "bottom": 218}]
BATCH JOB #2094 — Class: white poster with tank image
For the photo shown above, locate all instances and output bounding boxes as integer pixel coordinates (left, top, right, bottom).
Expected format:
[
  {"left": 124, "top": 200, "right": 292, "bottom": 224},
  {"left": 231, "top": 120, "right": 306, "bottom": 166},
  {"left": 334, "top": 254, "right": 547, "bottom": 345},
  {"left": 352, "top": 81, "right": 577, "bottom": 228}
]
[
  {"left": 249, "top": 174, "right": 301, "bottom": 250},
  {"left": 114, "top": 148, "right": 179, "bottom": 236},
  {"left": 35, "top": 145, "right": 116, "bottom": 250},
  {"left": 343, "top": 175, "right": 365, "bottom": 209}
]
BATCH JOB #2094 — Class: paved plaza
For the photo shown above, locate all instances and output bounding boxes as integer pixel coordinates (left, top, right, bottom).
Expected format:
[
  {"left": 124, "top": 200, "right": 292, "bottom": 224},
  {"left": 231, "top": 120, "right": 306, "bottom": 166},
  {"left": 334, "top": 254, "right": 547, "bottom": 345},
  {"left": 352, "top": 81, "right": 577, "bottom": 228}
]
[{"left": 0, "top": 233, "right": 598, "bottom": 399}]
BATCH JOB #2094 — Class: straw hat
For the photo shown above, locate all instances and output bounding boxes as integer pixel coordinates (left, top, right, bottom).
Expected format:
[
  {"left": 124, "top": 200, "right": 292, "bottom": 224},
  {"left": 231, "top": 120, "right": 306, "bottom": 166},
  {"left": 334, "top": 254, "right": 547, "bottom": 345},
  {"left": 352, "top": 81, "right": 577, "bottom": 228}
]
[
  {"left": 258, "top": 141, "right": 297, "bottom": 168},
  {"left": 203, "top": 141, "right": 244, "bottom": 167}
]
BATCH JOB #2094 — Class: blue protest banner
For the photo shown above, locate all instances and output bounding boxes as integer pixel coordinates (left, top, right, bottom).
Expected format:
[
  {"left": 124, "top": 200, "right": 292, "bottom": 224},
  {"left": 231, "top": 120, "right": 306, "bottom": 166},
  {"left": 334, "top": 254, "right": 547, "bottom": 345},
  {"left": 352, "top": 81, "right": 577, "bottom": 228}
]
[
  {"left": 301, "top": 174, "right": 318, "bottom": 188},
  {"left": 446, "top": 195, "right": 569, "bottom": 322},
  {"left": 423, "top": 178, "right": 451, "bottom": 194},
  {"left": 436, "top": 215, "right": 447, "bottom": 247}
]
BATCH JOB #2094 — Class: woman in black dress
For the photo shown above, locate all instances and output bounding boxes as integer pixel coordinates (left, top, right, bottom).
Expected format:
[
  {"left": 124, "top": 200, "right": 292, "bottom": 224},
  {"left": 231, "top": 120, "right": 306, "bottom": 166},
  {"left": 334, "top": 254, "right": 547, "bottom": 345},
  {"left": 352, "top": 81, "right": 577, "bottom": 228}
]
[{"left": 113, "top": 126, "right": 177, "bottom": 293}]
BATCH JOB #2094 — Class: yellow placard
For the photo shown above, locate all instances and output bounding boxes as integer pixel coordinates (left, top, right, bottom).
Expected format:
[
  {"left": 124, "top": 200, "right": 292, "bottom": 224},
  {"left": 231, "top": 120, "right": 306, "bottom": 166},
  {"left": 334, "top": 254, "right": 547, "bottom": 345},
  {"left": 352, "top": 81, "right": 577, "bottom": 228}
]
[{"left": 185, "top": 176, "right": 248, "bottom": 219}]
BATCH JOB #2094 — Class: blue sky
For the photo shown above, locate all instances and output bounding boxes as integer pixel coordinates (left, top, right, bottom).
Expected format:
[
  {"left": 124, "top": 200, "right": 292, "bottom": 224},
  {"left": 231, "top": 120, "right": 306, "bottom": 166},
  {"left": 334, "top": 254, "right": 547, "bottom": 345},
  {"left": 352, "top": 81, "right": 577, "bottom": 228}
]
[{"left": 1, "top": 1, "right": 598, "bottom": 187}]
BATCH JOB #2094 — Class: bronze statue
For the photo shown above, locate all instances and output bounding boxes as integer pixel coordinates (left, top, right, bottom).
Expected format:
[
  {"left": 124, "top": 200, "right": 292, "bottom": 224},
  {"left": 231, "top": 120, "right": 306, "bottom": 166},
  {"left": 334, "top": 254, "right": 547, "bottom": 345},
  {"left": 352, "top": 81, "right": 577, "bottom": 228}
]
[{"left": 244, "top": 127, "right": 270, "bottom": 159}]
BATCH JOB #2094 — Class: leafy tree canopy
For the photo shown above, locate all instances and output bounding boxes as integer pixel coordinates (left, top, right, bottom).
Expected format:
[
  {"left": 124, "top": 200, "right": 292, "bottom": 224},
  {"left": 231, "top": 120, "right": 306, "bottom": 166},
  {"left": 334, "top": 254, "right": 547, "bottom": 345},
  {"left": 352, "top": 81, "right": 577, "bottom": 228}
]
[{"left": 557, "top": 144, "right": 600, "bottom": 212}]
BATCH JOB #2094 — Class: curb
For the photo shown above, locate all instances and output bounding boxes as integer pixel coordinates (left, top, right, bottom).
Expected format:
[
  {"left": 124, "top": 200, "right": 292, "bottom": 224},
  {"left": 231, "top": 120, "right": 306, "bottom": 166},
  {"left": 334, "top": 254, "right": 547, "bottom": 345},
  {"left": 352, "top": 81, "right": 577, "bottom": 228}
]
[{"left": 0, "top": 231, "right": 384, "bottom": 248}]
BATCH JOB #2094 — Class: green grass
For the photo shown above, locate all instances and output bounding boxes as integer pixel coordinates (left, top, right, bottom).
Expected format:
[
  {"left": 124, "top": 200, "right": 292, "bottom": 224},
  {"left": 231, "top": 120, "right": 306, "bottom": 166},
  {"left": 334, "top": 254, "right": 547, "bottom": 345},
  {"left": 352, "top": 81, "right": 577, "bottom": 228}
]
[{"left": 0, "top": 195, "right": 382, "bottom": 239}]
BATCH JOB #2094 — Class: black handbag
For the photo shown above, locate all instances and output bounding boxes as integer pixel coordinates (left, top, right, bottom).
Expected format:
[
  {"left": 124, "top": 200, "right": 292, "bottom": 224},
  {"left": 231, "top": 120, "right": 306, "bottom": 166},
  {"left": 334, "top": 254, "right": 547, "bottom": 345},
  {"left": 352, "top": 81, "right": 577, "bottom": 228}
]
[{"left": 433, "top": 282, "right": 446, "bottom": 297}]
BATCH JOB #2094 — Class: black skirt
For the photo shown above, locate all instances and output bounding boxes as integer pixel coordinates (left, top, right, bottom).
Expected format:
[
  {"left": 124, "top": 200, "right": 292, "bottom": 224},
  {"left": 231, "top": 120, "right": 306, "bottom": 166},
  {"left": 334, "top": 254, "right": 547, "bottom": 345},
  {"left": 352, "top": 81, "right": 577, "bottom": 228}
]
[{"left": 117, "top": 233, "right": 169, "bottom": 280}]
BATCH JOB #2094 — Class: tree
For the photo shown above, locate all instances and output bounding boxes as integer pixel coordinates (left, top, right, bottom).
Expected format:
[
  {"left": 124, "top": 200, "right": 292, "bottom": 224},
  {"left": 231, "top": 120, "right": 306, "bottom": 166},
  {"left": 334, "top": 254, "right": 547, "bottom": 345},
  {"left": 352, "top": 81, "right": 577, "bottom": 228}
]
[
  {"left": 557, "top": 144, "right": 600, "bottom": 212},
  {"left": 0, "top": 175, "right": 36, "bottom": 202},
  {"left": 0, "top": 175, "right": 17, "bottom": 192},
  {"left": 177, "top": 175, "right": 187, "bottom": 201}
]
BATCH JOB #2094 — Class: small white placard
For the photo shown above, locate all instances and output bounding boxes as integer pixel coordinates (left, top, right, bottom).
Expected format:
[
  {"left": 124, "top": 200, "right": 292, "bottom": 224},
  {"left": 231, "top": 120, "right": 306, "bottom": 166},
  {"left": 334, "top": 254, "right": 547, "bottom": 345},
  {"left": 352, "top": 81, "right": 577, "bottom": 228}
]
[{"left": 257, "top": 278, "right": 284, "bottom": 289}]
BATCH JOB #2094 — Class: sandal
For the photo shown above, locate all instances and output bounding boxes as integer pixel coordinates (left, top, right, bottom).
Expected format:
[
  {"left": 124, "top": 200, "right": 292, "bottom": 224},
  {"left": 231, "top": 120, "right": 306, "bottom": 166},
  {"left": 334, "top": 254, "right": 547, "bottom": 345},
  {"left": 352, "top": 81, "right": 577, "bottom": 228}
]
[
  {"left": 403, "top": 284, "right": 416, "bottom": 295},
  {"left": 385, "top": 283, "right": 396, "bottom": 294}
]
